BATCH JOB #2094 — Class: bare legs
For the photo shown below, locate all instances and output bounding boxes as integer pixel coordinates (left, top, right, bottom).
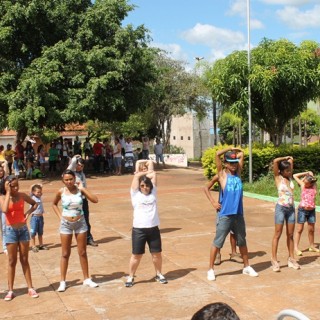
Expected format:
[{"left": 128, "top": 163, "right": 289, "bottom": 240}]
[
  {"left": 60, "top": 232, "right": 89, "bottom": 281},
  {"left": 7, "top": 241, "right": 34, "bottom": 291},
  {"left": 128, "top": 252, "right": 163, "bottom": 278}
]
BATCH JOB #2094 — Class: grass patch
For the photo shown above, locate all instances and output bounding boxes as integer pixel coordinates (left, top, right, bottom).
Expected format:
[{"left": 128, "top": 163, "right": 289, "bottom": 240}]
[{"left": 243, "top": 174, "right": 320, "bottom": 206}]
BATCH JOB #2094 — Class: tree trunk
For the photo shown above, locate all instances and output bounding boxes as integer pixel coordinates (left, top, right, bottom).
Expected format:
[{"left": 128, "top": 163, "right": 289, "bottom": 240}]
[
  {"left": 304, "top": 119, "right": 307, "bottom": 147},
  {"left": 164, "top": 117, "right": 172, "bottom": 153},
  {"left": 238, "top": 122, "right": 242, "bottom": 146},
  {"left": 298, "top": 117, "right": 302, "bottom": 147},
  {"left": 16, "top": 128, "right": 28, "bottom": 143},
  {"left": 199, "top": 120, "right": 203, "bottom": 158},
  {"left": 213, "top": 100, "right": 217, "bottom": 145},
  {"left": 290, "top": 119, "right": 293, "bottom": 145}
]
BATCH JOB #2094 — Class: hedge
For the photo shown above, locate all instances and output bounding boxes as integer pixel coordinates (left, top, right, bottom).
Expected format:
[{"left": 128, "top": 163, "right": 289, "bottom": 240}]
[{"left": 201, "top": 143, "right": 320, "bottom": 181}]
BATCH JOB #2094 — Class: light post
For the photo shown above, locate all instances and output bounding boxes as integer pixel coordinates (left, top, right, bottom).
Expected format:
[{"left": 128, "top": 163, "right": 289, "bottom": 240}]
[{"left": 247, "top": 0, "right": 253, "bottom": 183}]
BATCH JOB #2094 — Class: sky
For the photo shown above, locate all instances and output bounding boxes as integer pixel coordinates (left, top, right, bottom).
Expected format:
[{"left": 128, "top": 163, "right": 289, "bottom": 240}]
[{"left": 124, "top": 0, "right": 320, "bottom": 67}]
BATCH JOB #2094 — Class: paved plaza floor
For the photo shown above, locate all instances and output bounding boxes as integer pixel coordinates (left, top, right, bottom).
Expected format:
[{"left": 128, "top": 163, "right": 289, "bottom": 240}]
[{"left": 0, "top": 166, "right": 319, "bottom": 319}]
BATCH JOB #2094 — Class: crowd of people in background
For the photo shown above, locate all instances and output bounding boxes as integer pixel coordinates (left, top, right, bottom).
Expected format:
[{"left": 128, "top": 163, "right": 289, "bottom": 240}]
[{"left": 0, "top": 134, "right": 165, "bottom": 180}]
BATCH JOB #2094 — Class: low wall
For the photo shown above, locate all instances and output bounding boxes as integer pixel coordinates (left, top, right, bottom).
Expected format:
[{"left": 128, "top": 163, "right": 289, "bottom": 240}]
[{"left": 149, "top": 153, "right": 188, "bottom": 167}]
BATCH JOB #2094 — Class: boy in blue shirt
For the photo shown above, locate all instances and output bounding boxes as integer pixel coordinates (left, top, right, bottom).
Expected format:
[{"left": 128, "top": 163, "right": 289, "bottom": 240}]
[
  {"left": 207, "top": 147, "right": 258, "bottom": 281},
  {"left": 29, "top": 184, "right": 48, "bottom": 252}
]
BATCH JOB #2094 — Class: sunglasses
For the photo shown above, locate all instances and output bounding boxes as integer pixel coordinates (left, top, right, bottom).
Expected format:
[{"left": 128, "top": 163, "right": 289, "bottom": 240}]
[{"left": 140, "top": 184, "right": 150, "bottom": 188}]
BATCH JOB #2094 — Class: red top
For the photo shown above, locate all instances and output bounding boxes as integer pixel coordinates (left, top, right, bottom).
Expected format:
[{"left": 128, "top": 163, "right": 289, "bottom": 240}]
[
  {"left": 5, "top": 198, "right": 25, "bottom": 225},
  {"left": 93, "top": 142, "right": 103, "bottom": 156}
]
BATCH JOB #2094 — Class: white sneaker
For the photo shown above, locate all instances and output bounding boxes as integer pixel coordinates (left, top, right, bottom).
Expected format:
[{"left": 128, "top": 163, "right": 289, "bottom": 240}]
[
  {"left": 83, "top": 278, "right": 98, "bottom": 288},
  {"left": 207, "top": 269, "right": 216, "bottom": 281},
  {"left": 243, "top": 266, "right": 258, "bottom": 277},
  {"left": 57, "top": 281, "right": 66, "bottom": 292}
]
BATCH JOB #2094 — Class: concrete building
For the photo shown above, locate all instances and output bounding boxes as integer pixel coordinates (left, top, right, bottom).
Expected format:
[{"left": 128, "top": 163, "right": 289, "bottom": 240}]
[{"left": 170, "top": 112, "right": 214, "bottom": 159}]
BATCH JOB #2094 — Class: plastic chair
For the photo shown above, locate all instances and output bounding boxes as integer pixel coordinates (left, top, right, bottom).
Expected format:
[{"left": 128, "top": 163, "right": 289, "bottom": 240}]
[{"left": 276, "top": 309, "right": 310, "bottom": 320}]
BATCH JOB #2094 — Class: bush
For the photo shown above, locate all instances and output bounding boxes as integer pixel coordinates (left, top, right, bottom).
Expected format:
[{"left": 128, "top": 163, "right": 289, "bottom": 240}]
[
  {"left": 168, "top": 145, "right": 185, "bottom": 154},
  {"left": 202, "top": 143, "right": 320, "bottom": 181}
]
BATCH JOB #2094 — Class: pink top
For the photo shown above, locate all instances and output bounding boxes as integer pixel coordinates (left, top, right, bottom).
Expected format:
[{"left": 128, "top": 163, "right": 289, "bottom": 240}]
[{"left": 299, "top": 185, "right": 316, "bottom": 209}]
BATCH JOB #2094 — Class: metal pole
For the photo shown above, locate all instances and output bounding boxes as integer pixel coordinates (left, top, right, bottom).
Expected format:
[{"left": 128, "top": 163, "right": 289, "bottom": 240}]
[{"left": 247, "top": 0, "right": 253, "bottom": 183}]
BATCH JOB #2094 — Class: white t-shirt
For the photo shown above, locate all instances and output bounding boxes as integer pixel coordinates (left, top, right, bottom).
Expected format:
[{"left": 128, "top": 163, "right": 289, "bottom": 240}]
[
  {"left": 125, "top": 142, "right": 133, "bottom": 153},
  {"left": 130, "top": 186, "right": 159, "bottom": 228}
]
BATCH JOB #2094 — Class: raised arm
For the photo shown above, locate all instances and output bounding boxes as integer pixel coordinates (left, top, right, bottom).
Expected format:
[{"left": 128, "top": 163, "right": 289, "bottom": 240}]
[
  {"left": 293, "top": 171, "right": 313, "bottom": 187},
  {"left": 67, "top": 154, "right": 81, "bottom": 171},
  {"left": 135, "top": 159, "right": 154, "bottom": 173},
  {"left": 1, "top": 181, "right": 11, "bottom": 213},
  {"left": 215, "top": 147, "right": 244, "bottom": 173},
  {"left": 203, "top": 174, "right": 221, "bottom": 210},
  {"left": 79, "top": 184, "right": 98, "bottom": 203},
  {"left": 146, "top": 170, "right": 157, "bottom": 187},
  {"left": 273, "top": 156, "right": 293, "bottom": 177}
]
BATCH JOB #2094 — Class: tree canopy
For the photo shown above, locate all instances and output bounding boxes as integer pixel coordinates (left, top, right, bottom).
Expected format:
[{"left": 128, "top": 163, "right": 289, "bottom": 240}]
[
  {"left": 206, "top": 38, "right": 320, "bottom": 145},
  {"left": 0, "top": 0, "right": 157, "bottom": 140}
]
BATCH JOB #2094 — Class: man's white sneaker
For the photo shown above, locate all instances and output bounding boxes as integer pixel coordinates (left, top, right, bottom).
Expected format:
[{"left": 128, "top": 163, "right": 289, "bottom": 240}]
[
  {"left": 83, "top": 278, "right": 98, "bottom": 288},
  {"left": 207, "top": 269, "right": 216, "bottom": 281},
  {"left": 242, "top": 266, "right": 258, "bottom": 277},
  {"left": 57, "top": 281, "right": 66, "bottom": 292}
]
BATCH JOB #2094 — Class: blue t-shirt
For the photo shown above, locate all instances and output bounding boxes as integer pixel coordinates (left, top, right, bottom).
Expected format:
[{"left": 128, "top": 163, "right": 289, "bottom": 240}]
[{"left": 219, "top": 173, "right": 243, "bottom": 216}]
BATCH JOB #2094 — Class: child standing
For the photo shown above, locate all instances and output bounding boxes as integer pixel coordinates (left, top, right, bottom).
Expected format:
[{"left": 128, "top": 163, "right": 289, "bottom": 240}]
[
  {"left": 293, "top": 171, "right": 319, "bottom": 255},
  {"left": 29, "top": 184, "right": 48, "bottom": 252},
  {"left": 207, "top": 148, "right": 258, "bottom": 281},
  {"left": 272, "top": 156, "right": 300, "bottom": 272}
]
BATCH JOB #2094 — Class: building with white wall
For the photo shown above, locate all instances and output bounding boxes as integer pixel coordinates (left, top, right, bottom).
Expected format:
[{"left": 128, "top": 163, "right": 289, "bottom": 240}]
[{"left": 170, "top": 112, "right": 214, "bottom": 159}]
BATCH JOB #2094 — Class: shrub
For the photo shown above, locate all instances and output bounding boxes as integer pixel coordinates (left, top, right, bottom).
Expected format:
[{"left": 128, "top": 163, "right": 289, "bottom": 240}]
[{"left": 202, "top": 143, "right": 320, "bottom": 181}]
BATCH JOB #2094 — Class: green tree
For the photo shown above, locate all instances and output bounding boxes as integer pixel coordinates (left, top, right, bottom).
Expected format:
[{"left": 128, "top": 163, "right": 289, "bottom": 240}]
[
  {"left": 146, "top": 53, "right": 209, "bottom": 150},
  {"left": 0, "top": 0, "right": 156, "bottom": 141},
  {"left": 206, "top": 38, "right": 320, "bottom": 146}
]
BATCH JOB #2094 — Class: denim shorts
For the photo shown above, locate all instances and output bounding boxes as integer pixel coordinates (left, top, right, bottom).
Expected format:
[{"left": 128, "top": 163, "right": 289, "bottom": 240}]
[
  {"left": 297, "top": 207, "right": 316, "bottom": 224},
  {"left": 60, "top": 216, "right": 88, "bottom": 235},
  {"left": 213, "top": 215, "right": 246, "bottom": 248},
  {"left": 114, "top": 157, "right": 122, "bottom": 167},
  {"left": 156, "top": 154, "right": 164, "bottom": 163},
  {"left": 30, "top": 215, "right": 44, "bottom": 236},
  {"left": 275, "top": 203, "right": 295, "bottom": 225},
  {"left": 5, "top": 224, "right": 30, "bottom": 244},
  {"left": 132, "top": 226, "right": 162, "bottom": 254}
]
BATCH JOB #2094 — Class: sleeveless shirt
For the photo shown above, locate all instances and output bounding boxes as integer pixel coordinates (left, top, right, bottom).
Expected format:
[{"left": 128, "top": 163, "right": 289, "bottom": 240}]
[
  {"left": 61, "top": 187, "right": 83, "bottom": 217},
  {"left": 219, "top": 174, "right": 243, "bottom": 216}
]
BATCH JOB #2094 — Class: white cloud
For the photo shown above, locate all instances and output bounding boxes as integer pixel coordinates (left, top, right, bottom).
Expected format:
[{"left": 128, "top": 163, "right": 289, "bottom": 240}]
[
  {"left": 251, "top": 19, "right": 265, "bottom": 29},
  {"left": 182, "top": 23, "right": 245, "bottom": 52},
  {"left": 277, "top": 5, "right": 320, "bottom": 29},
  {"left": 228, "top": 0, "right": 247, "bottom": 17},
  {"left": 151, "top": 43, "right": 189, "bottom": 62},
  {"left": 261, "top": 0, "right": 313, "bottom": 5},
  {"left": 227, "top": 1, "right": 264, "bottom": 30}
]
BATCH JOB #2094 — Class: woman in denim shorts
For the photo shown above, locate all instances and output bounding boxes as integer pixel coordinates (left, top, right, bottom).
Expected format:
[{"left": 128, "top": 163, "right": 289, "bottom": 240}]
[
  {"left": 0, "top": 176, "right": 39, "bottom": 301},
  {"left": 272, "top": 156, "right": 300, "bottom": 272},
  {"left": 293, "top": 171, "right": 319, "bottom": 255},
  {"left": 52, "top": 169, "right": 99, "bottom": 292}
]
